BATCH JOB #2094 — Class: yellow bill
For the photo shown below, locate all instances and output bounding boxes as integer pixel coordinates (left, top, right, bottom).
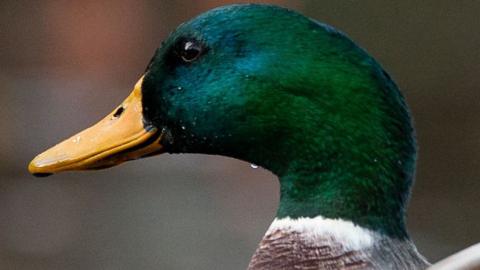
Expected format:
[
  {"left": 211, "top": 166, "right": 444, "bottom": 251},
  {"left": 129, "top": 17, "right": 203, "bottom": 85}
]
[{"left": 28, "top": 76, "right": 164, "bottom": 177}]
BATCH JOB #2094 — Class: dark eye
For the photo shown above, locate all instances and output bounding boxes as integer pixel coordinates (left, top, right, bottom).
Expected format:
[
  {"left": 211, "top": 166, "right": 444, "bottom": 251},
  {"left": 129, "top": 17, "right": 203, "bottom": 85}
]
[{"left": 177, "top": 39, "right": 203, "bottom": 62}]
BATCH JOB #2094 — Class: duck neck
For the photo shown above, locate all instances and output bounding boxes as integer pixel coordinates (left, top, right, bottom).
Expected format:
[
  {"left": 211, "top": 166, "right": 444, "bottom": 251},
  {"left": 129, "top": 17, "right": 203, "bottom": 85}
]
[{"left": 274, "top": 150, "right": 413, "bottom": 239}]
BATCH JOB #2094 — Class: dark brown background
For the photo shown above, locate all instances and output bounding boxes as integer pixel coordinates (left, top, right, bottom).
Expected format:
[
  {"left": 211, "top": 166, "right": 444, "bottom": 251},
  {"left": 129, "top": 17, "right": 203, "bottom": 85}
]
[{"left": 1, "top": 1, "right": 479, "bottom": 269}]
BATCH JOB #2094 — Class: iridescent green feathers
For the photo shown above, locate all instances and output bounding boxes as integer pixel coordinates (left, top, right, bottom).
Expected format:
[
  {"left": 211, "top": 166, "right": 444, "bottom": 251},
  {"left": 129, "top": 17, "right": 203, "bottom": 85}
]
[{"left": 142, "top": 4, "right": 416, "bottom": 238}]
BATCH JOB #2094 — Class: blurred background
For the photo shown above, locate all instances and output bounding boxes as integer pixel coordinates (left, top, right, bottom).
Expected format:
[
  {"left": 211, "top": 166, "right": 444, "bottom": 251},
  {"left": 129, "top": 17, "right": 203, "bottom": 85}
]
[{"left": 1, "top": 0, "right": 479, "bottom": 269}]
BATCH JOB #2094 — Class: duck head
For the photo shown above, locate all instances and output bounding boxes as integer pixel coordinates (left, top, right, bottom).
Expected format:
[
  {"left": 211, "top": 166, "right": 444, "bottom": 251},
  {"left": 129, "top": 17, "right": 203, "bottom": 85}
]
[{"left": 29, "top": 4, "right": 416, "bottom": 238}]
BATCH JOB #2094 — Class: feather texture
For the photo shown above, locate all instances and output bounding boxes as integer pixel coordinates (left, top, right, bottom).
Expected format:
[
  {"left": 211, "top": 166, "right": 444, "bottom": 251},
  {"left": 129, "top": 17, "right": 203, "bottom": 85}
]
[{"left": 248, "top": 217, "right": 430, "bottom": 270}]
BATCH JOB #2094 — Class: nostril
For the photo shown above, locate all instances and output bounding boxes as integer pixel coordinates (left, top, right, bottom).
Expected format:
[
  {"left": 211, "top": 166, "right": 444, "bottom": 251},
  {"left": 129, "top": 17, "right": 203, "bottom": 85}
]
[{"left": 113, "top": 106, "right": 125, "bottom": 118}]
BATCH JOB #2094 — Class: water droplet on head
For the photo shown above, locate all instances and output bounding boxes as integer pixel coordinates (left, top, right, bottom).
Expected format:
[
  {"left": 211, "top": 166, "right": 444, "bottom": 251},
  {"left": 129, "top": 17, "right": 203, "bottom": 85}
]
[
  {"left": 161, "top": 127, "right": 174, "bottom": 144},
  {"left": 250, "top": 164, "right": 258, "bottom": 169}
]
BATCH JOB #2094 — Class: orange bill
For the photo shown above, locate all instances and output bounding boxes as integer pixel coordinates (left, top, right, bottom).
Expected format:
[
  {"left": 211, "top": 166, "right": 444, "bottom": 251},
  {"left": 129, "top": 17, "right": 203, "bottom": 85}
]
[{"left": 28, "top": 76, "right": 165, "bottom": 177}]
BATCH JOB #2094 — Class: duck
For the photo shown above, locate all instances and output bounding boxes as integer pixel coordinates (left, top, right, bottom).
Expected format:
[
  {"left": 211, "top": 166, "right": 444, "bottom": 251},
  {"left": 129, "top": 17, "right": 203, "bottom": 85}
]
[{"left": 28, "top": 4, "right": 431, "bottom": 269}]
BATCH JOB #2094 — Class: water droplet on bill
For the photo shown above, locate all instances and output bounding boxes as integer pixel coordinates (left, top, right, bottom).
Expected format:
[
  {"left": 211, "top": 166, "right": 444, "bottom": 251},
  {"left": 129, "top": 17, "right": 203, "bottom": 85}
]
[{"left": 72, "top": 136, "right": 81, "bottom": 144}]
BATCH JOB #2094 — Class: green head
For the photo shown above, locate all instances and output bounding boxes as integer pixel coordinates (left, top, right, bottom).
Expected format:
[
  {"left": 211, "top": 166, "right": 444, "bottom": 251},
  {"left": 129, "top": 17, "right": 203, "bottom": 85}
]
[
  {"left": 31, "top": 4, "right": 416, "bottom": 239},
  {"left": 142, "top": 4, "right": 416, "bottom": 237}
]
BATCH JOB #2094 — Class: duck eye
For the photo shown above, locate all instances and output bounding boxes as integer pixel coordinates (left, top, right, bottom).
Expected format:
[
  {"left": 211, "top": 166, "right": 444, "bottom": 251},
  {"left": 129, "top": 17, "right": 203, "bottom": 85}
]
[{"left": 178, "top": 40, "right": 202, "bottom": 62}]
